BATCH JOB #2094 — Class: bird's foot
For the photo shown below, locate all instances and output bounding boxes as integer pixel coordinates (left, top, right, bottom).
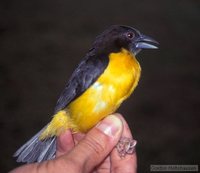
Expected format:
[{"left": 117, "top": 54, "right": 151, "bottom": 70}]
[{"left": 116, "top": 137, "right": 137, "bottom": 157}]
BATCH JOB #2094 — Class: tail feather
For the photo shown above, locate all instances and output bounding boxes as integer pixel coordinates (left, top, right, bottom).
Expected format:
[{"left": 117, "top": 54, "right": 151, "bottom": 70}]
[
  {"left": 37, "top": 137, "right": 56, "bottom": 162},
  {"left": 14, "top": 125, "right": 57, "bottom": 163}
]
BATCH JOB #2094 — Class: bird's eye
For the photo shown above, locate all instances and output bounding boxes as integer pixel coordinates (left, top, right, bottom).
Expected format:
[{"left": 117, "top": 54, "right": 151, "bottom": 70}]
[{"left": 126, "top": 32, "right": 135, "bottom": 39}]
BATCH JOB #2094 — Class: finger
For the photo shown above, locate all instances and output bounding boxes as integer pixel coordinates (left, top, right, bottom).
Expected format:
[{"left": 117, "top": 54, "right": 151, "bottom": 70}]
[
  {"left": 74, "top": 127, "right": 111, "bottom": 173},
  {"left": 95, "top": 156, "right": 111, "bottom": 173},
  {"left": 111, "top": 114, "right": 137, "bottom": 173},
  {"left": 61, "top": 114, "right": 123, "bottom": 173},
  {"left": 56, "top": 129, "right": 75, "bottom": 157}
]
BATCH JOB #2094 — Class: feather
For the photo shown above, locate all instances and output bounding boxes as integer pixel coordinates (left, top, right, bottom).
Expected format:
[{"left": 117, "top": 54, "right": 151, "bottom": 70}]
[{"left": 14, "top": 125, "right": 56, "bottom": 163}]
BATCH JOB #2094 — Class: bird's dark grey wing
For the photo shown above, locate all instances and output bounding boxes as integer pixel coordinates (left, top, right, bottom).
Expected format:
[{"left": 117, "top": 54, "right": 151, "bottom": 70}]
[{"left": 54, "top": 53, "right": 109, "bottom": 113}]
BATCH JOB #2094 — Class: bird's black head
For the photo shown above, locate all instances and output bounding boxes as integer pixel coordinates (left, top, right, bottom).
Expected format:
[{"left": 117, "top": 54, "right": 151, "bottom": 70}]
[{"left": 92, "top": 25, "right": 158, "bottom": 55}]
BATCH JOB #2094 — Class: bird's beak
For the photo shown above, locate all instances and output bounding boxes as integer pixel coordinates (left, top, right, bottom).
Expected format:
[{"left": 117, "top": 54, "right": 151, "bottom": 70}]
[
  {"left": 132, "top": 34, "right": 159, "bottom": 55},
  {"left": 136, "top": 34, "right": 158, "bottom": 49}
]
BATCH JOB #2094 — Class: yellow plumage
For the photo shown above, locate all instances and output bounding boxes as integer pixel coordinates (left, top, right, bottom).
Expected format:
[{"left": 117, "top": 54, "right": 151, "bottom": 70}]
[{"left": 40, "top": 48, "right": 141, "bottom": 138}]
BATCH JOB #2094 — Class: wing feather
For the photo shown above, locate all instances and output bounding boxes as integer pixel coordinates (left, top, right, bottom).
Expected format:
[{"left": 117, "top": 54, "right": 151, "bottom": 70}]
[{"left": 54, "top": 52, "right": 108, "bottom": 113}]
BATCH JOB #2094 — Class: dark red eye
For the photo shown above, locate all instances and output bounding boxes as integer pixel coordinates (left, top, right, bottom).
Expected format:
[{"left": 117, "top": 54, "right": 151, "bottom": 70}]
[{"left": 126, "top": 32, "right": 135, "bottom": 39}]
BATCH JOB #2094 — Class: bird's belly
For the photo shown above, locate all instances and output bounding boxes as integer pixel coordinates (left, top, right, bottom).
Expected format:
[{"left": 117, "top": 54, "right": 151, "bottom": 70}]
[{"left": 67, "top": 82, "right": 132, "bottom": 132}]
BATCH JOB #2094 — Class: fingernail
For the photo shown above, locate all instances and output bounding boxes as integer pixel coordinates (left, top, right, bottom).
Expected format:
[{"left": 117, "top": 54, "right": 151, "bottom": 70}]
[{"left": 96, "top": 115, "right": 122, "bottom": 137}]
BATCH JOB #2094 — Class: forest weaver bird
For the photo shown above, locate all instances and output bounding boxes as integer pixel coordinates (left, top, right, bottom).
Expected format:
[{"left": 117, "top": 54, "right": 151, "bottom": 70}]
[{"left": 14, "top": 25, "right": 158, "bottom": 163}]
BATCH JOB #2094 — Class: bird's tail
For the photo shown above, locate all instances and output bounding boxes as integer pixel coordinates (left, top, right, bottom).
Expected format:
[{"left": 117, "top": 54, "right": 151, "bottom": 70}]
[
  {"left": 13, "top": 111, "right": 77, "bottom": 163},
  {"left": 13, "top": 125, "right": 57, "bottom": 163}
]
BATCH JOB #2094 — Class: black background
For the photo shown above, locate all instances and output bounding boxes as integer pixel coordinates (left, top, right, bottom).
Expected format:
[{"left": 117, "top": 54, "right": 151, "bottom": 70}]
[{"left": 1, "top": 0, "right": 200, "bottom": 172}]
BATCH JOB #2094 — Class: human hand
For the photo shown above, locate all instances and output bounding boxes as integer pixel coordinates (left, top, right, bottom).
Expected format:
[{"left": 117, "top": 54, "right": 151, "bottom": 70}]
[{"left": 10, "top": 114, "right": 137, "bottom": 173}]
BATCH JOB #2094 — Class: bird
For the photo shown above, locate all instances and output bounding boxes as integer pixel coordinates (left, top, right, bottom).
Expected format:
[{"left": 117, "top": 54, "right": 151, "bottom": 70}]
[{"left": 14, "top": 25, "right": 158, "bottom": 163}]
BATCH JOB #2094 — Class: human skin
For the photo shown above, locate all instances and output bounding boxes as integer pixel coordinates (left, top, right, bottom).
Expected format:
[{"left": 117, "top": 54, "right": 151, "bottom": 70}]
[{"left": 10, "top": 114, "right": 137, "bottom": 173}]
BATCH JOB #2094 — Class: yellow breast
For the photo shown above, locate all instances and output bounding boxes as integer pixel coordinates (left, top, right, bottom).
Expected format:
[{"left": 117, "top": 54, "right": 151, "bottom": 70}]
[{"left": 67, "top": 48, "right": 141, "bottom": 132}]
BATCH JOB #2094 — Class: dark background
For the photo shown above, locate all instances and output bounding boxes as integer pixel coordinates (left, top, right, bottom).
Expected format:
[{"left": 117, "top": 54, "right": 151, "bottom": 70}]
[{"left": 1, "top": 0, "right": 200, "bottom": 172}]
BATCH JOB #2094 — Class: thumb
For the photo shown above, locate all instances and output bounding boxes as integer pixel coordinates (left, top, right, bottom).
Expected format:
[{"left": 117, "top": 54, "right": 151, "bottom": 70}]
[{"left": 62, "top": 114, "right": 123, "bottom": 173}]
